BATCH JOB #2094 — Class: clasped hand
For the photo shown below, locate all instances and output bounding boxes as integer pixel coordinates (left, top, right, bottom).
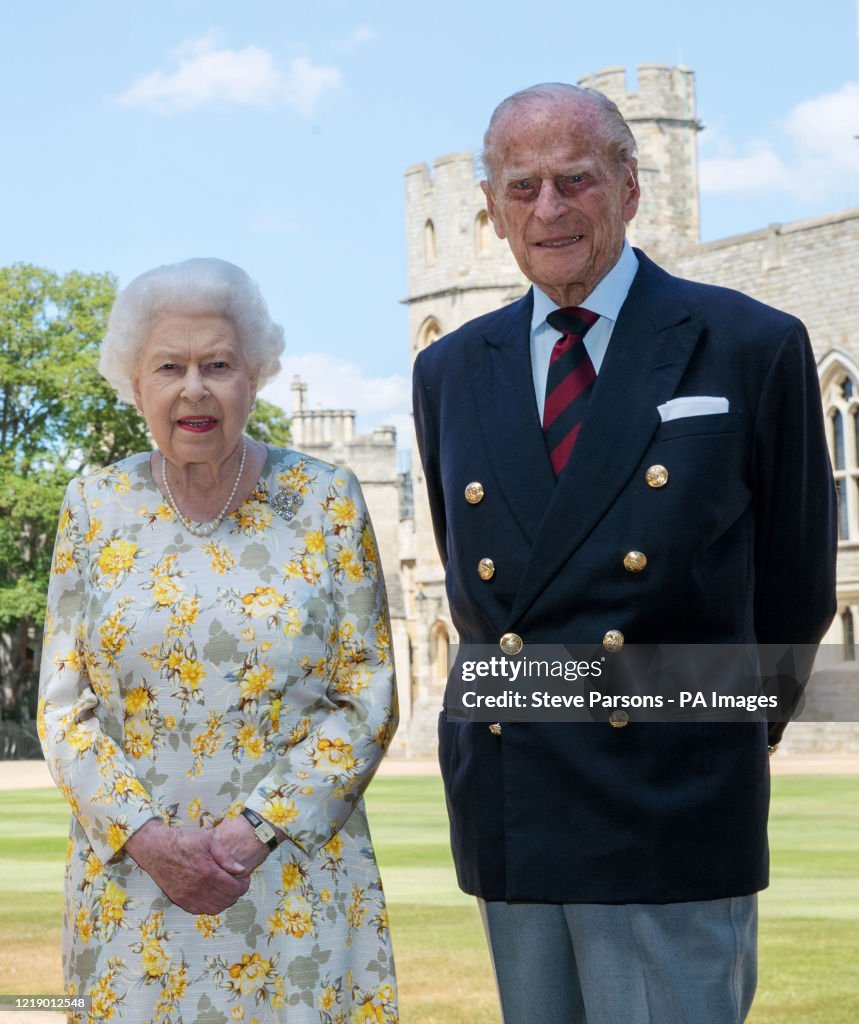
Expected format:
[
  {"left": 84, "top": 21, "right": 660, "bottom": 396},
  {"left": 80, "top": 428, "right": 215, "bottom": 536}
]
[{"left": 124, "top": 814, "right": 272, "bottom": 916}]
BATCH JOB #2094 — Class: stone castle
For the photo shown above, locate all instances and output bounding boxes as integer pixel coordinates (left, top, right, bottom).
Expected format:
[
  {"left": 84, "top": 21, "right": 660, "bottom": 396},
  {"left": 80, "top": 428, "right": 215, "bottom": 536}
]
[{"left": 294, "top": 65, "right": 859, "bottom": 755}]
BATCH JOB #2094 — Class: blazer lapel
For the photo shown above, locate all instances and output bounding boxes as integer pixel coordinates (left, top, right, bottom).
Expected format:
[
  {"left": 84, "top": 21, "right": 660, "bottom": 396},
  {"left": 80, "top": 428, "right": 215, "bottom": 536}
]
[
  {"left": 509, "top": 254, "right": 705, "bottom": 624},
  {"left": 466, "top": 291, "right": 557, "bottom": 544}
]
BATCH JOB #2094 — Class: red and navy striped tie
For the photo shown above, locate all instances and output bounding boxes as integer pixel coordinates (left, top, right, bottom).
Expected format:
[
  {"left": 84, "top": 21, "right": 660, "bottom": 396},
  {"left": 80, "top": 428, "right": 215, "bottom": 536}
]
[{"left": 543, "top": 306, "right": 600, "bottom": 476}]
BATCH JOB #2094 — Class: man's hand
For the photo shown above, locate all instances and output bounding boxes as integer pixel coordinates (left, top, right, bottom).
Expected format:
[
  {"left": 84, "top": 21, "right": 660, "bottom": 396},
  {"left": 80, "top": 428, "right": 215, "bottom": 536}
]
[{"left": 124, "top": 818, "right": 250, "bottom": 915}]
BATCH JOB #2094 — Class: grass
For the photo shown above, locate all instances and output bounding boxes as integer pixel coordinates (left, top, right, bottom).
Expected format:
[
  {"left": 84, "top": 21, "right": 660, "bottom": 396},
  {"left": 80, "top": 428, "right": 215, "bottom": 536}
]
[{"left": 0, "top": 775, "right": 856, "bottom": 1022}]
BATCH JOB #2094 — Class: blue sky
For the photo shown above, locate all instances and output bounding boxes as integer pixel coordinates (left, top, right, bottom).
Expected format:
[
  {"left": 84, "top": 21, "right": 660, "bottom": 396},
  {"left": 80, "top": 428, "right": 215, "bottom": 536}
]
[{"left": 2, "top": 1, "right": 857, "bottom": 448}]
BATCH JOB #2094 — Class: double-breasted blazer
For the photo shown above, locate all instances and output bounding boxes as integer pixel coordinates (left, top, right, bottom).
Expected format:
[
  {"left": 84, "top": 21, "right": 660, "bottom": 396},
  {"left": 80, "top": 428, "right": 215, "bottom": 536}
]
[{"left": 412, "top": 249, "right": 837, "bottom": 904}]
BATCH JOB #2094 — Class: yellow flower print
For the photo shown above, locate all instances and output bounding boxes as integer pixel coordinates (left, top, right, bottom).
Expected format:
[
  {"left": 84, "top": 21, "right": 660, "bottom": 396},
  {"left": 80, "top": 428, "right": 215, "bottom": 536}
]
[
  {"left": 377, "top": 984, "right": 395, "bottom": 1004},
  {"left": 350, "top": 998, "right": 385, "bottom": 1024},
  {"left": 319, "top": 986, "right": 339, "bottom": 1011},
  {"left": 195, "top": 914, "right": 221, "bottom": 938},
  {"left": 335, "top": 663, "right": 371, "bottom": 696},
  {"left": 347, "top": 885, "right": 367, "bottom": 929},
  {"left": 178, "top": 657, "right": 206, "bottom": 690},
  {"left": 240, "top": 663, "right": 275, "bottom": 701},
  {"left": 52, "top": 540, "right": 76, "bottom": 574},
  {"left": 281, "top": 862, "right": 302, "bottom": 891},
  {"left": 305, "top": 530, "right": 325, "bottom": 554},
  {"left": 123, "top": 685, "right": 153, "bottom": 715},
  {"left": 312, "top": 737, "right": 356, "bottom": 774},
  {"left": 55, "top": 648, "right": 82, "bottom": 672},
  {"left": 58, "top": 506, "right": 73, "bottom": 533},
  {"left": 335, "top": 547, "right": 364, "bottom": 583},
  {"left": 124, "top": 717, "right": 155, "bottom": 759},
  {"left": 268, "top": 899, "right": 314, "bottom": 939},
  {"left": 235, "top": 500, "right": 273, "bottom": 534},
  {"left": 113, "top": 774, "right": 146, "bottom": 801},
  {"left": 260, "top": 640, "right": 272, "bottom": 652},
  {"left": 283, "top": 555, "right": 322, "bottom": 584},
  {"left": 64, "top": 718, "right": 97, "bottom": 754},
  {"left": 319, "top": 887, "right": 332, "bottom": 904},
  {"left": 282, "top": 607, "right": 302, "bottom": 637},
  {"left": 163, "top": 714, "right": 176, "bottom": 730},
  {"left": 84, "top": 851, "right": 104, "bottom": 885},
  {"left": 329, "top": 495, "right": 358, "bottom": 529},
  {"left": 105, "top": 821, "right": 132, "bottom": 853},
  {"left": 278, "top": 464, "right": 312, "bottom": 495},
  {"left": 235, "top": 722, "right": 265, "bottom": 760},
  {"left": 203, "top": 540, "right": 236, "bottom": 575},
  {"left": 152, "top": 575, "right": 184, "bottom": 606},
  {"left": 262, "top": 797, "right": 299, "bottom": 829},
  {"left": 241, "top": 585, "right": 285, "bottom": 619},
  {"left": 361, "top": 526, "right": 377, "bottom": 563},
  {"left": 227, "top": 952, "right": 275, "bottom": 997},
  {"left": 187, "top": 798, "right": 202, "bottom": 820},
  {"left": 84, "top": 517, "right": 103, "bottom": 544},
  {"left": 97, "top": 538, "right": 138, "bottom": 578},
  {"left": 241, "top": 626, "right": 256, "bottom": 642},
  {"left": 324, "top": 834, "right": 344, "bottom": 860},
  {"left": 75, "top": 905, "right": 93, "bottom": 944},
  {"left": 100, "top": 880, "right": 129, "bottom": 925},
  {"left": 141, "top": 935, "right": 169, "bottom": 978},
  {"left": 112, "top": 471, "right": 132, "bottom": 494}
]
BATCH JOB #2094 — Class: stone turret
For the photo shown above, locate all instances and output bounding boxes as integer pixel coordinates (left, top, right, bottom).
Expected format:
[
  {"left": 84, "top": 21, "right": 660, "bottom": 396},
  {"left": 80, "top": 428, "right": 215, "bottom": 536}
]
[{"left": 578, "top": 64, "right": 701, "bottom": 262}]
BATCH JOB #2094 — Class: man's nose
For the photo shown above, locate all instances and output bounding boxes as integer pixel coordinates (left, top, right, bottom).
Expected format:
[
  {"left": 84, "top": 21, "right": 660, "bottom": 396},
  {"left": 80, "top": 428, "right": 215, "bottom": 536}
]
[{"left": 534, "top": 181, "right": 568, "bottom": 222}]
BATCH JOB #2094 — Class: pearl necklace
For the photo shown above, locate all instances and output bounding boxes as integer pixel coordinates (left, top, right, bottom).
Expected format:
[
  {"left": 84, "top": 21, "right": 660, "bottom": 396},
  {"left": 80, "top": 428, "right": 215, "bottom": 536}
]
[{"left": 161, "top": 439, "right": 248, "bottom": 537}]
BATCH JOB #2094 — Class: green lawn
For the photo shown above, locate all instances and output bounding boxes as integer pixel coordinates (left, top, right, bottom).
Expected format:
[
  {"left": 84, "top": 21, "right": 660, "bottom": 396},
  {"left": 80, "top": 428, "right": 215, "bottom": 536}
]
[{"left": 1, "top": 775, "right": 856, "bottom": 1022}]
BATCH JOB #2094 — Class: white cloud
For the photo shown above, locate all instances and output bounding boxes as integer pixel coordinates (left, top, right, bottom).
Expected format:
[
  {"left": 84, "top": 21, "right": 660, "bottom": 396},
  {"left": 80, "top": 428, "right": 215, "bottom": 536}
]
[
  {"left": 116, "top": 32, "right": 340, "bottom": 116},
  {"left": 699, "top": 81, "right": 859, "bottom": 201},
  {"left": 333, "top": 25, "right": 377, "bottom": 52},
  {"left": 260, "top": 353, "right": 412, "bottom": 449}
]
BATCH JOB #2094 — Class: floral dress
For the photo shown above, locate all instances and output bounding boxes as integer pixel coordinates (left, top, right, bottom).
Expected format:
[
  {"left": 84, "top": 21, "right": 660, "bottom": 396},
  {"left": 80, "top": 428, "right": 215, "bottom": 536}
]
[{"left": 38, "top": 448, "right": 399, "bottom": 1024}]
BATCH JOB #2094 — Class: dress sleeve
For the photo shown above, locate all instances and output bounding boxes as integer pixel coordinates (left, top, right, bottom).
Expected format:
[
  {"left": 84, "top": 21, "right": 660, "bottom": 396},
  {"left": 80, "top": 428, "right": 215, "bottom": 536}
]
[
  {"left": 245, "top": 466, "right": 399, "bottom": 856},
  {"left": 38, "top": 478, "right": 158, "bottom": 865}
]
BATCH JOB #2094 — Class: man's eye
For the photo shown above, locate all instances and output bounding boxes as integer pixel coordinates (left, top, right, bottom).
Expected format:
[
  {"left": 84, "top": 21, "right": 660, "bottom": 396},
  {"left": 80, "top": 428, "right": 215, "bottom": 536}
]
[
  {"left": 557, "top": 175, "right": 585, "bottom": 195},
  {"left": 209, "top": 361, "right": 229, "bottom": 371},
  {"left": 511, "top": 180, "right": 535, "bottom": 192},
  {"left": 159, "top": 363, "right": 178, "bottom": 371}
]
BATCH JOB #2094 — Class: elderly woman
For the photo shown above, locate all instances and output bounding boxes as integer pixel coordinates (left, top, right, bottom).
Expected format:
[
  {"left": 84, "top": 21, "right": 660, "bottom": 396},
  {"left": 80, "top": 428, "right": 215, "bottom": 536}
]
[{"left": 38, "top": 258, "right": 399, "bottom": 1022}]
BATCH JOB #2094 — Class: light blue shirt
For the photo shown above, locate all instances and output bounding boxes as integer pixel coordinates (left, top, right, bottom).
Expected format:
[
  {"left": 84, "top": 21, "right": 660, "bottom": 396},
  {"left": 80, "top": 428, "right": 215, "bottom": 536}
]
[{"left": 530, "top": 241, "right": 639, "bottom": 420}]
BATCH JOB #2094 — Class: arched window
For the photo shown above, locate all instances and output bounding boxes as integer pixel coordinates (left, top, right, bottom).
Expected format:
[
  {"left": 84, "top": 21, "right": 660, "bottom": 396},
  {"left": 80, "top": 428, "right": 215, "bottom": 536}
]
[
  {"left": 417, "top": 317, "right": 442, "bottom": 351},
  {"left": 424, "top": 219, "right": 436, "bottom": 265},
  {"left": 476, "top": 210, "right": 492, "bottom": 255},
  {"left": 842, "top": 609, "right": 855, "bottom": 661},
  {"left": 823, "top": 367, "right": 859, "bottom": 542},
  {"left": 430, "top": 621, "right": 450, "bottom": 686}
]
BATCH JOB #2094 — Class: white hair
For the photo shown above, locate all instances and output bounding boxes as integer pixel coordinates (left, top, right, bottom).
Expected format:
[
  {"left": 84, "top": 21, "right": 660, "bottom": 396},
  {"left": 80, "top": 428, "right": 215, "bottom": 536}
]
[
  {"left": 482, "top": 83, "right": 638, "bottom": 187},
  {"left": 99, "top": 257, "right": 285, "bottom": 404}
]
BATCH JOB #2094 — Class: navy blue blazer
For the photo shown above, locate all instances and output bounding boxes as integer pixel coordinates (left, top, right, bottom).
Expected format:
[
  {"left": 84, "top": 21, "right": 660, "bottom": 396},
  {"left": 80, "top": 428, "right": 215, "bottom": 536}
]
[{"left": 412, "top": 250, "right": 837, "bottom": 903}]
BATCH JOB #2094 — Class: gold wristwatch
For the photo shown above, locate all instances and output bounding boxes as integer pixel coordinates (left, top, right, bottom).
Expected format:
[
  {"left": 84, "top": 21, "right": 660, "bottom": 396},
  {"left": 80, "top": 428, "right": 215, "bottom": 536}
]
[{"left": 241, "top": 807, "right": 278, "bottom": 850}]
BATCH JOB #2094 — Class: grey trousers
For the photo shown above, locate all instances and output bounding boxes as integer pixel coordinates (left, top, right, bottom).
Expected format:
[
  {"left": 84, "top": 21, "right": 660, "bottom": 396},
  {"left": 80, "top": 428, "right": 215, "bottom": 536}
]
[{"left": 479, "top": 895, "right": 758, "bottom": 1024}]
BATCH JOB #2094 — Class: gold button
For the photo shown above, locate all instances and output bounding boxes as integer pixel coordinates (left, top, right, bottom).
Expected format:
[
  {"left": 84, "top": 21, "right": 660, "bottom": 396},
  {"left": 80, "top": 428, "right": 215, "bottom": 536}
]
[
  {"left": 609, "top": 710, "right": 629, "bottom": 728},
  {"left": 489, "top": 723, "right": 502, "bottom": 736},
  {"left": 465, "top": 481, "right": 485, "bottom": 504},
  {"left": 500, "top": 632, "right": 523, "bottom": 655},
  {"left": 477, "top": 558, "right": 495, "bottom": 580},
  {"left": 623, "top": 550, "right": 647, "bottom": 573},
  {"left": 646, "top": 464, "right": 669, "bottom": 488},
  {"left": 602, "top": 630, "right": 624, "bottom": 652}
]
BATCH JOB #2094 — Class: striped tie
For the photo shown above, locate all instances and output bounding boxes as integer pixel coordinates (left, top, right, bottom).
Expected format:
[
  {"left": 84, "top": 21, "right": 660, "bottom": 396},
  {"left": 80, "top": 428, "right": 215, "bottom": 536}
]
[{"left": 543, "top": 306, "right": 599, "bottom": 476}]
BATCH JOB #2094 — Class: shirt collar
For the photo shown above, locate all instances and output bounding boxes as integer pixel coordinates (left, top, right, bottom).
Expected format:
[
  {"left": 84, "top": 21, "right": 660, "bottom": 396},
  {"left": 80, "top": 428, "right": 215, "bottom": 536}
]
[{"left": 530, "top": 240, "right": 639, "bottom": 331}]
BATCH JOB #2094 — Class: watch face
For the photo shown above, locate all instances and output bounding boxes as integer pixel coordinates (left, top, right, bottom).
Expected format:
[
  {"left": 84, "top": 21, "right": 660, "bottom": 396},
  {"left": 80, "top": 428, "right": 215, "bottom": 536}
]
[{"left": 256, "top": 822, "right": 276, "bottom": 843}]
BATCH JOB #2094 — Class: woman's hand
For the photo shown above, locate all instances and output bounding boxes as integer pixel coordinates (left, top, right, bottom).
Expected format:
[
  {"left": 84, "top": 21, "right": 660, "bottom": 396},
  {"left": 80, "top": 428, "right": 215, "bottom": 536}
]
[
  {"left": 211, "top": 813, "right": 286, "bottom": 877},
  {"left": 124, "top": 818, "right": 251, "bottom": 915}
]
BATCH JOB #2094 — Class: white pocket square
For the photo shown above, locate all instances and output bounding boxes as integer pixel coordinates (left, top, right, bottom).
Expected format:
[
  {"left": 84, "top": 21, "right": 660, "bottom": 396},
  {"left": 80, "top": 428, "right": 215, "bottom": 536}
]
[{"left": 657, "top": 396, "right": 729, "bottom": 422}]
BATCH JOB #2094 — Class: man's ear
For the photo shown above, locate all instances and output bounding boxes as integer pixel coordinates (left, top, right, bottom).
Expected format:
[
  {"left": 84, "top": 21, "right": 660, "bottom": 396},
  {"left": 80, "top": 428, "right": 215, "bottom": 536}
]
[
  {"left": 621, "top": 159, "right": 640, "bottom": 224},
  {"left": 480, "top": 180, "right": 507, "bottom": 240}
]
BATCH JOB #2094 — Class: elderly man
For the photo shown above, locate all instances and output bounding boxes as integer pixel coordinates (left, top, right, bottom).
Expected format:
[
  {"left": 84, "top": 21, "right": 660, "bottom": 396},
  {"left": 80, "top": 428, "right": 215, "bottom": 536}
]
[{"left": 412, "top": 84, "right": 836, "bottom": 1024}]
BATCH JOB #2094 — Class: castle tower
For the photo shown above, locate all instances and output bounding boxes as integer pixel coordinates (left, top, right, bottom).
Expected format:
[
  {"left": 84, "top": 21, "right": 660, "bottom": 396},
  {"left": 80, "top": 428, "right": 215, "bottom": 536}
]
[{"left": 578, "top": 64, "right": 701, "bottom": 263}]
